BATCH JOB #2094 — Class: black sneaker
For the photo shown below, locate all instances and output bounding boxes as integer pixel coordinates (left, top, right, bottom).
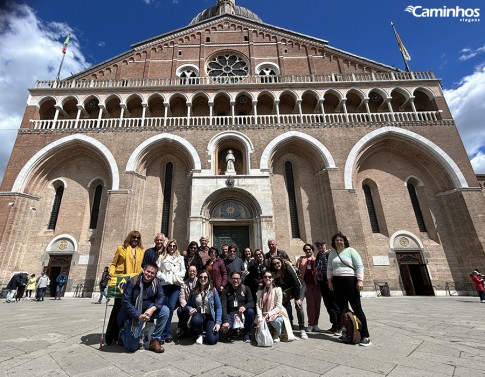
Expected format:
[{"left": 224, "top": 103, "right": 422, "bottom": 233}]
[{"left": 359, "top": 337, "right": 372, "bottom": 347}]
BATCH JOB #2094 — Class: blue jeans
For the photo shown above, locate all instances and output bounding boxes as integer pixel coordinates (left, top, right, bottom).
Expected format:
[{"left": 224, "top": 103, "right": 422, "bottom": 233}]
[
  {"left": 162, "top": 284, "right": 180, "bottom": 339},
  {"left": 56, "top": 285, "right": 65, "bottom": 298},
  {"left": 98, "top": 286, "right": 108, "bottom": 303},
  {"left": 120, "top": 305, "right": 169, "bottom": 352},
  {"left": 190, "top": 313, "right": 220, "bottom": 345},
  {"left": 225, "top": 308, "right": 255, "bottom": 337},
  {"left": 269, "top": 316, "right": 284, "bottom": 335},
  {"left": 36, "top": 287, "right": 46, "bottom": 300}
]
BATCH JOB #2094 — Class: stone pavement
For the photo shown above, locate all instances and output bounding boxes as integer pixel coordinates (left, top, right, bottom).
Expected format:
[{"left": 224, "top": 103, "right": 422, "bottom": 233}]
[{"left": 1, "top": 296, "right": 485, "bottom": 376}]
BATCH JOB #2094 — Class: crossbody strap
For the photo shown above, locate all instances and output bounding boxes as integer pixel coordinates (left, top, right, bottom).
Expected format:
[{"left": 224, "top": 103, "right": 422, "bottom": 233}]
[{"left": 337, "top": 252, "right": 355, "bottom": 271}]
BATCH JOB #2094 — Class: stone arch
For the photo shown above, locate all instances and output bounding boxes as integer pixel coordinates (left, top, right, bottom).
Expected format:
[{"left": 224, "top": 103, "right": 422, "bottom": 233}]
[
  {"left": 260, "top": 131, "right": 336, "bottom": 171},
  {"left": 344, "top": 126, "right": 468, "bottom": 190},
  {"left": 46, "top": 234, "right": 79, "bottom": 253},
  {"left": 207, "top": 131, "right": 254, "bottom": 174},
  {"left": 12, "top": 134, "right": 119, "bottom": 192},
  {"left": 200, "top": 187, "right": 263, "bottom": 218},
  {"left": 125, "top": 133, "right": 201, "bottom": 173}
]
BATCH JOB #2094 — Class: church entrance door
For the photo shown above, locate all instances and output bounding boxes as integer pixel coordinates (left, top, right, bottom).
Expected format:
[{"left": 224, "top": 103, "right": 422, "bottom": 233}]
[
  {"left": 44, "top": 255, "right": 72, "bottom": 297},
  {"left": 213, "top": 226, "right": 250, "bottom": 257},
  {"left": 396, "top": 251, "right": 434, "bottom": 296}
]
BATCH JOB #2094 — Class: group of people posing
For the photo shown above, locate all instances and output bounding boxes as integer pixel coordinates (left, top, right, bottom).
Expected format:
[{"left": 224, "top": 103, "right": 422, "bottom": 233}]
[
  {"left": 4, "top": 270, "right": 68, "bottom": 302},
  {"left": 103, "top": 231, "right": 372, "bottom": 353}
]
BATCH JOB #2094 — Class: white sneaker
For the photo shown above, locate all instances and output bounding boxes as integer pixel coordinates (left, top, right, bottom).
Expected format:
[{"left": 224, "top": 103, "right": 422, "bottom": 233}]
[
  {"left": 273, "top": 335, "right": 280, "bottom": 343},
  {"left": 359, "top": 337, "right": 372, "bottom": 347},
  {"left": 300, "top": 330, "right": 308, "bottom": 339},
  {"left": 196, "top": 335, "right": 203, "bottom": 345}
]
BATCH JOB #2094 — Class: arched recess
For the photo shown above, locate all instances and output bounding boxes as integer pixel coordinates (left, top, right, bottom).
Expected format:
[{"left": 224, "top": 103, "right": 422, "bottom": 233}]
[
  {"left": 199, "top": 187, "right": 263, "bottom": 251},
  {"left": 260, "top": 131, "right": 336, "bottom": 171},
  {"left": 344, "top": 127, "right": 468, "bottom": 190},
  {"left": 126, "top": 133, "right": 201, "bottom": 174},
  {"left": 207, "top": 131, "right": 254, "bottom": 175},
  {"left": 12, "top": 134, "right": 119, "bottom": 192}
]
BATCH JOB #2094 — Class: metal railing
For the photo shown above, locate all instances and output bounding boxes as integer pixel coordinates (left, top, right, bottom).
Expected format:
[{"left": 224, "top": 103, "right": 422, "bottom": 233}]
[
  {"left": 30, "top": 110, "right": 445, "bottom": 131},
  {"left": 33, "top": 71, "right": 437, "bottom": 90}
]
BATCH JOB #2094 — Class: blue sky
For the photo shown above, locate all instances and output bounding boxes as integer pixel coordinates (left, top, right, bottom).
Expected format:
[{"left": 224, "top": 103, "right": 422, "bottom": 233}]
[{"left": 1, "top": 0, "right": 485, "bottom": 183}]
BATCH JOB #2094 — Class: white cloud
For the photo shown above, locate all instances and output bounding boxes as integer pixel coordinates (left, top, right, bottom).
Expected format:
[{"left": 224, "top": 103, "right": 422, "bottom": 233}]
[
  {"left": 0, "top": 2, "right": 91, "bottom": 185},
  {"left": 444, "top": 64, "right": 485, "bottom": 173},
  {"left": 459, "top": 45, "right": 485, "bottom": 61},
  {"left": 470, "top": 151, "right": 485, "bottom": 174}
]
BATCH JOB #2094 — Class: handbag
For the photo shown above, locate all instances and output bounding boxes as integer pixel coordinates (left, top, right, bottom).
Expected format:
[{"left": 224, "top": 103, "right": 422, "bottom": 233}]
[
  {"left": 256, "top": 320, "right": 274, "bottom": 347},
  {"left": 282, "top": 288, "right": 293, "bottom": 304}
]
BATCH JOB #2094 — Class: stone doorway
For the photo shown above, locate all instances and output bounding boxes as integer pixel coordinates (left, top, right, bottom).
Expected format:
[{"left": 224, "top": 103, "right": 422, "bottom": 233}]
[
  {"left": 44, "top": 255, "right": 72, "bottom": 297},
  {"left": 396, "top": 251, "right": 434, "bottom": 296}
]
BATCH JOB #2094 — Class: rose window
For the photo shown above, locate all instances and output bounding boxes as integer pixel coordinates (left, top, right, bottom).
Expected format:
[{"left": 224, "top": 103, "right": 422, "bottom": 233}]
[{"left": 207, "top": 54, "right": 248, "bottom": 77}]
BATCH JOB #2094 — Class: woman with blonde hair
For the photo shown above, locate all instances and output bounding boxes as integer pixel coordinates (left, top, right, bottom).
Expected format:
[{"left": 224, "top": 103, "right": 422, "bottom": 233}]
[
  {"left": 157, "top": 238, "right": 186, "bottom": 343},
  {"left": 105, "top": 230, "right": 145, "bottom": 346}
]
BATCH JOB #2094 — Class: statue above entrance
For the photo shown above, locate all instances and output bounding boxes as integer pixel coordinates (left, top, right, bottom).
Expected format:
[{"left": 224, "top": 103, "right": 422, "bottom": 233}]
[{"left": 225, "top": 149, "right": 236, "bottom": 175}]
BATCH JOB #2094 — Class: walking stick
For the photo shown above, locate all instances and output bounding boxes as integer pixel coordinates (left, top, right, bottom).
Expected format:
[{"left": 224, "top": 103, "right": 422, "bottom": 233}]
[{"left": 99, "top": 298, "right": 109, "bottom": 350}]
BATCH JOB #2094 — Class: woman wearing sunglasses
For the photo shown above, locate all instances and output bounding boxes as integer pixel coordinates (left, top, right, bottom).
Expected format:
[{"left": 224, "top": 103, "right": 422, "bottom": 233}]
[
  {"left": 186, "top": 271, "right": 222, "bottom": 345},
  {"left": 157, "top": 239, "right": 186, "bottom": 343},
  {"left": 256, "top": 272, "right": 297, "bottom": 342}
]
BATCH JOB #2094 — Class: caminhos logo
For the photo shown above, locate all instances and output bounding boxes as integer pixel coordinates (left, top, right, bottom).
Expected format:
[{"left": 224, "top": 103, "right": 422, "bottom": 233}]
[{"left": 405, "top": 5, "right": 480, "bottom": 22}]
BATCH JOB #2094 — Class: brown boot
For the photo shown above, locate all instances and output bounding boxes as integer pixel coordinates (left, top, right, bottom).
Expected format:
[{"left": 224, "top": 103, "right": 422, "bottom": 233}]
[{"left": 149, "top": 338, "right": 165, "bottom": 353}]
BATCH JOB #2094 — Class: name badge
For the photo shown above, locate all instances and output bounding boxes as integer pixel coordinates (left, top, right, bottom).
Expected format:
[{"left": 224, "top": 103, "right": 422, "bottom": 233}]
[
  {"left": 200, "top": 306, "right": 206, "bottom": 314},
  {"left": 233, "top": 300, "right": 238, "bottom": 308}
]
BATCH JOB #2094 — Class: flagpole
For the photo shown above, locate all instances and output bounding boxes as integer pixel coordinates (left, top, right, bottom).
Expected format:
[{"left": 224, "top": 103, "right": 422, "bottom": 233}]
[
  {"left": 390, "top": 22, "right": 411, "bottom": 72},
  {"left": 55, "top": 33, "right": 71, "bottom": 81},
  {"left": 55, "top": 52, "right": 66, "bottom": 81}
]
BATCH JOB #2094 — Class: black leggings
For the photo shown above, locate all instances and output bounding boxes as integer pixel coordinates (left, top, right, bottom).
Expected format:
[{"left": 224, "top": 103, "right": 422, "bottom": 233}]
[{"left": 332, "top": 276, "right": 369, "bottom": 338}]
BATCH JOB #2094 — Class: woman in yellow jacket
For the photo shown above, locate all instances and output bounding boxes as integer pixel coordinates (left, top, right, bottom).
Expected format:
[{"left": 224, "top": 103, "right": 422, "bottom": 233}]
[{"left": 105, "top": 230, "right": 145, "bottom": 346}]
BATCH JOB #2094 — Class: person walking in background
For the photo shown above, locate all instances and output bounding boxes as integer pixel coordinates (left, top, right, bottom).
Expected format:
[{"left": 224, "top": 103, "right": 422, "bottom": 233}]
[
  {"left": 5, "top": 273, "right": 21, "bottom": 303},
  {"left": 105, "top": 230, "right": 145, "bottom": 346},
  {"left": 470, "top": 270, "right": 485, "bottom": 302},
  {"left": 36, "top": 272, "right": 50, "bottom": 302},
  {"left": 26, "top": 274, "right": 37, "bottom": 299},
  {"left": 327, "top": 231, "right": 372, "bottom": 347},
  {"left": 55, "top": 271, "right": 68, "bottom": 300},
  {"left": 297, "top": 244, "right": 322, "bottom": 333},
  {"left": 15, "top": 273, "right": 28, "bottom": 302},
  {"left": 315, "top": 238, "right": 341, "bottom": 334},
  {"left": 95, "top": 266, "right": 110, "bottom": 304}
]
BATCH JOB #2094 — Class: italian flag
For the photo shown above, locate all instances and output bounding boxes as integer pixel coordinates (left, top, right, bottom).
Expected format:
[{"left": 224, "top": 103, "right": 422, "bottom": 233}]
[{"left": 62, "top": 34, "right": 70, "bottom": 54}]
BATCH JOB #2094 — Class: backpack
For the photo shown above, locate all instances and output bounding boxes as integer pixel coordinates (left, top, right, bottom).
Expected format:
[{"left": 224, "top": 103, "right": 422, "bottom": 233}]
[{"left": 340, "top": 309, "right": 362, "bottom": 345}]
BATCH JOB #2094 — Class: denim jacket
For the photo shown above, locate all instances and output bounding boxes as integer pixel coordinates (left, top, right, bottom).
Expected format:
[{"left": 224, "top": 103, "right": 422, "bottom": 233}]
[{"left": 186, "top": 288, "right": 222, "bottom": 325}]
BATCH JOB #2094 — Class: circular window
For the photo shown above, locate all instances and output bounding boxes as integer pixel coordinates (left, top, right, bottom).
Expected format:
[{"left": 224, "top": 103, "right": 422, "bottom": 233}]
[{"left": 207, "top": 53, "right": 249, "bottom": 77}]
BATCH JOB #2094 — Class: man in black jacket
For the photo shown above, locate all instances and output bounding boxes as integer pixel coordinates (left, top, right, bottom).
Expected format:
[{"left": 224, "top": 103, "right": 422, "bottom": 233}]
[{"left": 220, "top": 271, "right": 255, "bottom": 343}]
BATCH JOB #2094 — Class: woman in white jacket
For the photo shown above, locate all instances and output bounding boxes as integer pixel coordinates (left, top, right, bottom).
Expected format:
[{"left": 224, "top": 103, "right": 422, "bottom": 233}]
[
  {"left": 256, "top": 272, "right": 297, "bottom": 342},
  {"left": 157, "top": 239, "right": 186, "bottom": 343}
]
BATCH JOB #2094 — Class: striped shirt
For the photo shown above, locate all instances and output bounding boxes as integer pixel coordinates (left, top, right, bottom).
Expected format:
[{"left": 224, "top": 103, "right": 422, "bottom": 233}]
[{"left": 326, "top": 247, "right": 364, "bottom": 281}]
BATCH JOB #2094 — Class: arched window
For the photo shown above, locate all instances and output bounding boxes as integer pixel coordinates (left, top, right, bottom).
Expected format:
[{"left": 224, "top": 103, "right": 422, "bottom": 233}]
[
  {"left": 285, "top": 161, "right": 300, "bottom": 238},
  {"left": 407, "top": 183, "right": 427, "bottom": 232},
  {"left": 161, "top": 162, "right": 173, "bottom": 235},
  {"left": 363, "top": 184, "right": 380, "bottom": 233},
  {"left": 89, "top": 184, "right": 103, "bottom": 229},
  {"left": 48, "top": 184, "right": 64, "bottom": 230}
]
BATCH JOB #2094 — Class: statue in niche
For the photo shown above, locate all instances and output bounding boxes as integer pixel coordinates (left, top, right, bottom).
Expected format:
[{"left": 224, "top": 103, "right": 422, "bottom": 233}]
[{"left": 225, "top": 149, "right": 236, "bottom": 174}]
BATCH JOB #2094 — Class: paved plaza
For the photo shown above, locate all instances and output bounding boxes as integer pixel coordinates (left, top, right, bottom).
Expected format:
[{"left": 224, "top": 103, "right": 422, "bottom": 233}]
[{"left": 0, "top": 295, "right": 484, "bottom": 376}]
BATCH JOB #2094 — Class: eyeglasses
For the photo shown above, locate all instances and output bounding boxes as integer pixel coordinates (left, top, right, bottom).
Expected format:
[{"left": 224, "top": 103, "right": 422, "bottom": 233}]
[
  {"left": 199, "top": 276, "right": 208, "bottom": 280},
  {"left": 263, "top": 276, "right": 272, "bottom": 279},
  {"left": 132, "top": 236, "right": 140, "bottom": 240},
  {"left": 168, "top": 244, "right": 176, "bottom": 248},
  {"left": 232, "top": 278, "right": 241, "bottom": 281}
]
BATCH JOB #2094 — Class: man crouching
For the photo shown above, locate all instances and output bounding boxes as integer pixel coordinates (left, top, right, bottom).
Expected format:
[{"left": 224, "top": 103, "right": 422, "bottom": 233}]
[{"left": 117, "top": 262, "right": 169, "bottom": 353}]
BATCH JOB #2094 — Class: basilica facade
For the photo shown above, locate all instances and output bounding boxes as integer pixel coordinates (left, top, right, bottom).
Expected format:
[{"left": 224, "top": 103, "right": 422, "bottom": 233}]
[{"left": 1, "top": 0, "right": 484, "bottom": 297}]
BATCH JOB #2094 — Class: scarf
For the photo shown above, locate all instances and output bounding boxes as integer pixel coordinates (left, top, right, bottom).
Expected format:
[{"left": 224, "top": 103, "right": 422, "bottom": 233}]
[
  {"left": 260, "top": 286, "right": 278, "bottom": 322},
  {"left": 130, "top": 274, "right": 157, "bottom": 337}
]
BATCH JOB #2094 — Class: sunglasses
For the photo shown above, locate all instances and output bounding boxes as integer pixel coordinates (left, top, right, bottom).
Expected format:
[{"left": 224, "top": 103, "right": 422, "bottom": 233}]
[
  {"left": 263, "top": 276, "right": 272, "bottom": 279},
  {"left": 132, "top": 236, "right": 140, "bottom": 240},
  {"left": 168, "top": 244, "right": 176, "bottom": 248},
  {"left": 199, "top": 276, "right": 208, "bottom": 280}
]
